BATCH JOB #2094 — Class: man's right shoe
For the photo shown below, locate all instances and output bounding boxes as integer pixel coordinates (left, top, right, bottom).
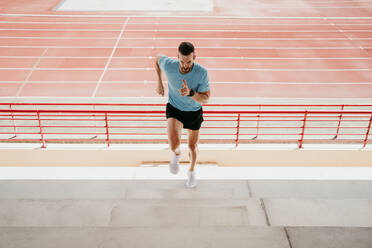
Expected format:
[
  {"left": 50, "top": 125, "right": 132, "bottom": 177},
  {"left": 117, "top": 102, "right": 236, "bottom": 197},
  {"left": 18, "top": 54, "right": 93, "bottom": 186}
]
[
  {"left": 186, "top": 170, "right": 197, "bottom": 188},
  {"left": 169, "top": 152, "right": 181, "bottom": 174}
]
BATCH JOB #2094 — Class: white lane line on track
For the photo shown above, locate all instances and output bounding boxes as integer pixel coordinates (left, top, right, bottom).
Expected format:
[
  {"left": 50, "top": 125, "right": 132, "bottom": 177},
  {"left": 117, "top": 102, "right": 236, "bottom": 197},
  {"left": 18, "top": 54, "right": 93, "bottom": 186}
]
[
  {"left": 15, "top": 48, "right": 48, "bottom": 97},
  {"left": 2, "top": 68, "right": 372, "bottom": 71},
  {"left": 91, "top": 17, "right": 129, "bottom": 98},
  {"left": 0, "top": 37, "right": 117, "bottom": 39},
  {"left": 1, "top": 56, "right": 372, "bottom": 59},
  {"left": 2, "top": 28, "right": 372, "bottom": 33},
  {"left": 1, "top": 37, "right": 372, "bottom": 40},
  {"left": 2, "top": 13, "right": 372, "bottom": 19},
  {"left": 1, "top": 97, "right": 372, "bottom": 101},
  {"left": 0, "top": 68, "right": 105, "bottom": 70},
  {"left": 2, "top": 21, "right": 372, "bottom": 25},
  {"left": 0, "top": 46, "right": 370, "bottom": 49},
  {"left": 2, "top": 81, "right": 372, "bottom": 85},
  {"left": 0, "top": 29, "right": 121, "bottom": 31},
  {"left": 2, "top": 28, "right": 372, "bottom": 32}
]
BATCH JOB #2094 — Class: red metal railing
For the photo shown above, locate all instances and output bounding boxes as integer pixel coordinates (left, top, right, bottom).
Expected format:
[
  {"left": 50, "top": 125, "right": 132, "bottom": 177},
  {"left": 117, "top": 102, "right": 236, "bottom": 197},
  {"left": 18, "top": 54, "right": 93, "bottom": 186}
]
[
  {"left": 2, "top": 103, "right": 372, "bottom": 108},
  {"left": 0, "top": 103, "right": 371, "bottom": 149}
]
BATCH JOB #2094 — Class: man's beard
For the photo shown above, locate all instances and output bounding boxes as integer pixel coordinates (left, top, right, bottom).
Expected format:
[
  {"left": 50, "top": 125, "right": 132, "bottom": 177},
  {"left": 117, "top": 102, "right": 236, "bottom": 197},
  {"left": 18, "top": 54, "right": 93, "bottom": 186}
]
[{"left": 181, "top": 67, "right": 190, "bottom": 73}]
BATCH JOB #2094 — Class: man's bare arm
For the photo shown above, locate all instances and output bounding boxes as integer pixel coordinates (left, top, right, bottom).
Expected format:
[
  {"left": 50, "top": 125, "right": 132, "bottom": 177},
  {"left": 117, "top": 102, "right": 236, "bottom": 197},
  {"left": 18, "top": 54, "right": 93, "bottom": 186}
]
[
  {"left": 155, "top": 54, "right": 164, "bottom": 81},
  {"left": 155, "top": 54, "right": 165, "bottom": 96}
]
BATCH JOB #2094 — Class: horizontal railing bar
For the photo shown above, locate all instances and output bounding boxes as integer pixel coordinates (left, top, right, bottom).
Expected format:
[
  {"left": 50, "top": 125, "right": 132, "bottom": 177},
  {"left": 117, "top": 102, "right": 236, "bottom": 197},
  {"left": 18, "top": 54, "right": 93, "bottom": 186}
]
[
  {"left": 1, "top": 132, "right": 367, "bottom": 136},
  {"left": 0, "top": 125, "right": 368, "bottom": 129},
  {"left": 0, "top": 139, "right": 368, "bottom": 145},
  {"left": 1, "top": 109, "right": 372, "bottom": 114},
  {"left": 1, "top": 113, "right": 370, "bottom": 117},
  {"left": 3, "top": 103, "right": 372, "bottom": 107},
  {"left": 0, "top": 118, "right": 370, "bottom": 122},
  {"left": 0, "top": 117, "right": 370, "bottom": 121}
]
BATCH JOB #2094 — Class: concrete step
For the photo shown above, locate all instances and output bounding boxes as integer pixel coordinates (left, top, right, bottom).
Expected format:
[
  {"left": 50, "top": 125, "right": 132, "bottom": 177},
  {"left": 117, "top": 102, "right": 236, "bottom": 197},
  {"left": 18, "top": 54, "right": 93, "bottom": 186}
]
[
  {"left": 1, "top": 180, "right": 372, "bottom": 199},
  {"left": 1, "top": 197, "right": 372, "bottom": 227},
  {"left": 0, "top": 179, "right": 250, "bottom": 199},
  {"left": 249, "top": 180, "right": 372, "bottom": 199},
  {"left": 0, "top": 226, "right": 290, "bottom": 248},
  {"left": 263, "top": 198, "right": 372, "bottom": 227},
  {"left": 0, "top": 199, "right": 267, "bottom": 227},
  {"left": 1, "top": 226, "right": 372, "bottom": 248}
]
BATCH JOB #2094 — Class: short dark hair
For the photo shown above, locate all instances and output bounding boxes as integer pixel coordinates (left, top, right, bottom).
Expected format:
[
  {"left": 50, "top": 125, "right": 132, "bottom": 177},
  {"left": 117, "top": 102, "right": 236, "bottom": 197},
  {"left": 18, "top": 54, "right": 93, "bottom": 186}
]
[{"left": 178, "top": 42, "right": 194, "bottom": 56}]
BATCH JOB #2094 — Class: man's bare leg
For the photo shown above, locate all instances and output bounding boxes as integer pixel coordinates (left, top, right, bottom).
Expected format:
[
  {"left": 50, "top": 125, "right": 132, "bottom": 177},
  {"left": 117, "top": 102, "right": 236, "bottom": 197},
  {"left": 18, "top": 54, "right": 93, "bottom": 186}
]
[
  {"left": 167, "top": 118, "right": 183, "bottom": 174},
  {"left": 167, "top": 117, "right": 183, "bottom": 155},
  {"left": 187, "top": 129, "right": 200, "bottom": 171}
]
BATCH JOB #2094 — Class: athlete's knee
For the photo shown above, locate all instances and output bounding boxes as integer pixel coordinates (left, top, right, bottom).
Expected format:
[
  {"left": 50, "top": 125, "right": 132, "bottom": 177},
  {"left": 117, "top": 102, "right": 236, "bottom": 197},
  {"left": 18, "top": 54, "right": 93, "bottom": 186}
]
[
  {"left": 188, "top": 143, "right": 197, "bottom": 152},
  {"left": 170, "top": 139, "right": 180, "bottom": 152}
]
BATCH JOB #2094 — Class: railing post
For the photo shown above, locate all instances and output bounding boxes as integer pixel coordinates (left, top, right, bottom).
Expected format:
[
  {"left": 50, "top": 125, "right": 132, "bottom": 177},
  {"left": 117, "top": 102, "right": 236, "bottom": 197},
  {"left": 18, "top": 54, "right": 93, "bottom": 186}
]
[
  {"left": 333, "top": 104, "right": 344, "bottom": 139},
  {"left": 363, "top": 114, "right": 372, "bottom": 148},
  {"left": 299, "top": 111, "right": 308, "bottom": 149},
  {"left": 9, "top": 104, "right": 17, "bottom": 139},
  {"left": 253, "top": 105, "right": 261, "bottom": 140},
  {"left": 235, "top": 113, "right": 240, "bottom": 147},
  {"left": 105, "top": 112, "right": 110, "bottom": 147},
  {"left": 37, "top": 111, "right": 46, "bottom": 148},
  {"left": 92, "top": 104, "right": 98, "bottom": 140}
]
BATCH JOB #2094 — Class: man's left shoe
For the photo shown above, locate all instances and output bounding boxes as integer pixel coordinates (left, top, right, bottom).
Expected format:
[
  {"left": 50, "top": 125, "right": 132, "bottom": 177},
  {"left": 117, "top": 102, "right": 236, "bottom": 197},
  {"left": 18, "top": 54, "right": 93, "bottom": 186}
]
[
  {"left": 186, "top": 170, "right": 197, "bottom": 188},
  {"left": 169, "top": 151, "right": 181, "bottom": 175}
]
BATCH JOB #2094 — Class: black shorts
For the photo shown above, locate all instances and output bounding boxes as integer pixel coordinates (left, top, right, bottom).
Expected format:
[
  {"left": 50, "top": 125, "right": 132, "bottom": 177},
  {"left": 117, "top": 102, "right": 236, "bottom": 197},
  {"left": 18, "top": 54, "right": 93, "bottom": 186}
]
[{"left": 166, "top": 103, "right": 204, "bottom": 131}]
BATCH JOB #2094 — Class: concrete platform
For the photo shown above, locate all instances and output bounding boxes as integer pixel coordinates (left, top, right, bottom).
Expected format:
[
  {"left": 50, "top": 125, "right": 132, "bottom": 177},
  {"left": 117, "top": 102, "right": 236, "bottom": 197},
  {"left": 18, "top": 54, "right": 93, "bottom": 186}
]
[{"left": 0, "top": 179, "right": 371, "bottom": 247}]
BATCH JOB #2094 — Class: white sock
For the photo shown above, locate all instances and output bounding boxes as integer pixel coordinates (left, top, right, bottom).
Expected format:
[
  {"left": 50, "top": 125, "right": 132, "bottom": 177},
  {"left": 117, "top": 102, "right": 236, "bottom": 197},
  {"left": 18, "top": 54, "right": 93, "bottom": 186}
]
[
  {"left": 171, "top": 148, "right": 181, "bottom": 165},
  {"left": 174, "top": 147, "right": 181, "bottom": 156}
]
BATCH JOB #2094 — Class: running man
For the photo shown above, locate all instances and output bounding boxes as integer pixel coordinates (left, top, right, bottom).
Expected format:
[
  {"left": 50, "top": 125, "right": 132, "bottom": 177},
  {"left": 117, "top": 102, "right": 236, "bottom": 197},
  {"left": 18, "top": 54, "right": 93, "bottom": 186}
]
[{"left": 155, "top": 42, "right": 210, "bottom": 188}]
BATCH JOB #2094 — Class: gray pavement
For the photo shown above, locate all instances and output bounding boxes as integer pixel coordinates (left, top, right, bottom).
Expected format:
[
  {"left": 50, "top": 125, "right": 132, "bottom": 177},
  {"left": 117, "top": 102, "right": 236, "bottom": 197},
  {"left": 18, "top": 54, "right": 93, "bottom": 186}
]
[{"left": 0, "top": 179, "right": 371, "bottom": 247}]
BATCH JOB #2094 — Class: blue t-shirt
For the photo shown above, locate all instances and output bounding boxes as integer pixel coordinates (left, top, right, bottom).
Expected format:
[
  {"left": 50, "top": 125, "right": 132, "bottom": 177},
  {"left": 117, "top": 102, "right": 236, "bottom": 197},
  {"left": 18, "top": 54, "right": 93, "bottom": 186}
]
[{"left": 159, "top": 56, "right": 210, "bottom": 111}]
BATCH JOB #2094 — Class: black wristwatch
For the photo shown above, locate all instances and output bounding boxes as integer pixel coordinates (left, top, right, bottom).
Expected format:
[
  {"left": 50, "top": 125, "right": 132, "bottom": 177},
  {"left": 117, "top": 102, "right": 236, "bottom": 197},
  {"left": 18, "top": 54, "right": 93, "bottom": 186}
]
[{"left": 188, "top": 90, "right": 195, "bottom": 97}]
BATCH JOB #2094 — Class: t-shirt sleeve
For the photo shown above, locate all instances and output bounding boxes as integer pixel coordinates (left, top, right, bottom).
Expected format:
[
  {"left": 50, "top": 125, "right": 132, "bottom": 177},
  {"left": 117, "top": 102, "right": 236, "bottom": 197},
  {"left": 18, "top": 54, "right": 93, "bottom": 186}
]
[
  {"left": 158, "top": 55, "right": 172, "bottom": 72},
  {"left": 197, "top": 71, "right": 210, "bottom": 93}
]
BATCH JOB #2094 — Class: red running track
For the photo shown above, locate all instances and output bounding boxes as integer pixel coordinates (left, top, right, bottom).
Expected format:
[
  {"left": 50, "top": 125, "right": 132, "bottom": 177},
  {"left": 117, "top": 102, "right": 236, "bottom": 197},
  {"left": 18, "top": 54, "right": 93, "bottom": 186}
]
[{"left": 0, "top": 2, "right": 372, "bottom": 99}]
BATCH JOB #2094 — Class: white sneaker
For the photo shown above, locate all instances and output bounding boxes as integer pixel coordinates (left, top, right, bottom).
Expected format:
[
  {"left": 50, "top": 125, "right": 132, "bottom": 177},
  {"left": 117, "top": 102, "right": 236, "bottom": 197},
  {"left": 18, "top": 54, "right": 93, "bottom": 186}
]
[
  {"left": 186, "top": 170, "right": 197, "bottom": 188},
  {"left": 169, "top": 151, "right": 181, "bottom": 174}
]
